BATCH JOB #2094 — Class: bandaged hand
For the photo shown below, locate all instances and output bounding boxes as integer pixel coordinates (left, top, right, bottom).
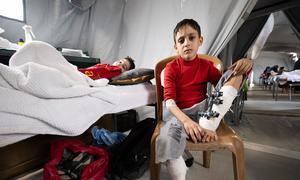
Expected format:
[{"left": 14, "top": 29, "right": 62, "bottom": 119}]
[{"left": 228, "top": 58, "right": 252, "bottom": 76}]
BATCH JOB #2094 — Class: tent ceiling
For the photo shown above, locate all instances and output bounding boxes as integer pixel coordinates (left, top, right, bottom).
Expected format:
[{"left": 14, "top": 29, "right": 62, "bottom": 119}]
[
  {"left": 263, "top": 10, "right": 300, "bottom": 54},
  {"left": 252, "top": 0, "right": 300, "bottom": 55},
  {"left": 248, "top": 0, "right": 300, "bottom": 20},
  {"left": 230, "top": 0, "right": 300, "bottom": 61}
]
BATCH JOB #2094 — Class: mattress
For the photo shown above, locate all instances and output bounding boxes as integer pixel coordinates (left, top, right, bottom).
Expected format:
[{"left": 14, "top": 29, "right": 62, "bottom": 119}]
[{"left": 0, "top": 83, "right": 156, "bottom": 147}]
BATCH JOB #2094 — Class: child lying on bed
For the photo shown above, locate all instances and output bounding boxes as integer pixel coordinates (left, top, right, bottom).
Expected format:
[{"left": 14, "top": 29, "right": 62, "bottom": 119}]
[{"left": 78, "top": 56, "right": 136, "bottom": 80}]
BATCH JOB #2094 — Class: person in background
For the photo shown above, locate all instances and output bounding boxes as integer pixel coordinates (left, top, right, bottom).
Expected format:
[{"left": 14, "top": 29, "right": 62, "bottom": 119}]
[
  {"left": 259, "top": 66, "right": 271, "bottom": 86},
  {"left": 269, "top": 65, "right": 279, "bottom": 76},
  {"left": 293, "top": 59, "right": 300, "bottom": 70},
  {"left": 78, "top": 56, "right": 135, "bottom": 80},
  {"left": 277, "top": 66, "right": 285, "bottom": 75},
  {"left": 262, "top": 66, "right": 271, "bottom": 76},
  {"left": 156, "top": 19, "right": 252, "bottom": 180}
]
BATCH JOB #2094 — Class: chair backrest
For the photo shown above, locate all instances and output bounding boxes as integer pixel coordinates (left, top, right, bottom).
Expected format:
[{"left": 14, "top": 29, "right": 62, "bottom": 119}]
[{"left": 154, "top": 54, "right": 223, "bottom": 122}]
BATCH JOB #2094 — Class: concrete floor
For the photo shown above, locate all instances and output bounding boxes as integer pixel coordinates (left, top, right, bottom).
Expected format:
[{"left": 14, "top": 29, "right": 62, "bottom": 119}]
[
  {"left": 141, "top": 149, "right": 300, "bottom": 180},
  {"left": 16, "top": 85, "right": 300, "bottom": 180},
  {"left": 140, "top": 85, "right": 300, "bottom": 180}
]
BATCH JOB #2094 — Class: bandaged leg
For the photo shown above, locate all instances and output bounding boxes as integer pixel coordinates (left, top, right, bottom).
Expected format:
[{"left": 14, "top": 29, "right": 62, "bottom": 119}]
[
  {"left": 166, "top": 156, "right": 188, "bottom": 180},
  {"left": 199, "top": 85, "right": 238, "bottom": 131}
]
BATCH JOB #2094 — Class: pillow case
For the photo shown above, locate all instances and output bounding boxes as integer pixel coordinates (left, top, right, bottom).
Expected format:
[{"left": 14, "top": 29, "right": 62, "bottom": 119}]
[{"left": 109, "top": 68, "right": 154, "bottom": 85}]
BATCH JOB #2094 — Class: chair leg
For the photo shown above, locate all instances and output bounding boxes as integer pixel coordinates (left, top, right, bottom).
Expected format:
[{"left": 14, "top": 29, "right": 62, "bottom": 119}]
[
  {"left": 231, "top": 138, "right": 245, "bottom": 180},
  {"left": 203, "top": 150, "right": 212, "bottom": 168},
  {"left": 150, "top": 161, "right": 160, "bottom": 180},
  {"left": 150, "top": 140, "right": 160, "bottom": 180}
]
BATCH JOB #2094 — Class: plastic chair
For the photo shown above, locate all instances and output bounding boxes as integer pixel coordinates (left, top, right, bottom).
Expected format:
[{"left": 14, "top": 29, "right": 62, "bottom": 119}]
[{"left": 150, "top": 54, "right": 245, "bottom": 180}]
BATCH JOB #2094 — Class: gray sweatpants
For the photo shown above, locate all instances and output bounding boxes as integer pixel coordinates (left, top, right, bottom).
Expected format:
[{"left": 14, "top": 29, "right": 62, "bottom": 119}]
[{"left": 155, "top": 101, "right": 206, "bottom": 163}]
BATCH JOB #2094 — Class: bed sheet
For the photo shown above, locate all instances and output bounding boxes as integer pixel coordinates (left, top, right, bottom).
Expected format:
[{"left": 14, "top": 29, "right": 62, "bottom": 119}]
[
  {"left": 0, "top": 83, "right": 156, "bottom": 147},
  {"left": 0, "top": 41, "right": 156, "bottom": 147},
  {"left": 277, "top": 70, "right": 300, "bottom": 82}
]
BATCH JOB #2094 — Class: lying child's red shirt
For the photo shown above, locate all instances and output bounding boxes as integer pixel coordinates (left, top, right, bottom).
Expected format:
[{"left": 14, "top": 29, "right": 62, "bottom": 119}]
[{"left": 78, "top": 64, "right": 122, "bottom": 80}]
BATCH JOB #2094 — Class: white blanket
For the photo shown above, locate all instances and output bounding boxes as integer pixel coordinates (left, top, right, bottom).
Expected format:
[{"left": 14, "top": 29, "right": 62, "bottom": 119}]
[
  {"left": 278, "top": 70, "right": 300, "bottom": 82},
  {"left": 0, "top": 41, "right": 123, "bottom": 147}
]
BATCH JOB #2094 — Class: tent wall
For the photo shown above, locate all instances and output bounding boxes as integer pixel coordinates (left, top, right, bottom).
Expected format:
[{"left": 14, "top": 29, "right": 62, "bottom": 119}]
[
  {"left": 0, "top": 19, "right": 24, "bottom": 44},
  {"left": 118, "top": 0, "right": 256, "bottom": 68},
  {"left": 0, "top": 0, "right": 255, "bottom": 68},
  {"left": 0, "top": 0, "right": 125, "bottom": 63}
]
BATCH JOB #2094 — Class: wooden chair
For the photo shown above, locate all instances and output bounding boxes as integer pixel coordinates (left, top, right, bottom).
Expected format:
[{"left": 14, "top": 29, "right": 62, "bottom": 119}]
[{"left": 150, "top": 54, "right": 245, "bottom": 180}]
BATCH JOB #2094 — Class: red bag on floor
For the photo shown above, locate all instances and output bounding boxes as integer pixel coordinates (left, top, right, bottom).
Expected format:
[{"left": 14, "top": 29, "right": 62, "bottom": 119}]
[{"left": 44, "top": 140, "right": 109, "bottom": 180}]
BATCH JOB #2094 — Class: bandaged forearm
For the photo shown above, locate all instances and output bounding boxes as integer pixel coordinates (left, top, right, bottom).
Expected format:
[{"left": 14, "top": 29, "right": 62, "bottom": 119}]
[
  {"left": 165, "top": 99, "right": 177, "bottom": 110},
  {"left": 199, "top": 86, "right": 237, "bottom": 131}
]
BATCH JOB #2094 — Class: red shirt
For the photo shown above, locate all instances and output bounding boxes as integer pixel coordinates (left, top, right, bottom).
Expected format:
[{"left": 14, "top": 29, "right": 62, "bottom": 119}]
[
  {"left": 78, "top": 64, "right": 122, "bottom": 80},
  {"left": 164, "top": 56, "right": 221, "bottom": 109}
]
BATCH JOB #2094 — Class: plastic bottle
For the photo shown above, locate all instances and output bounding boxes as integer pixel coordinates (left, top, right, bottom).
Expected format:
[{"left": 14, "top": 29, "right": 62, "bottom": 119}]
[
  {"left": 17, "top": 38, "right": 24, "bottom": 46},
  {"left": 22, "top": 25, "right": 36, "bottom": 43}
]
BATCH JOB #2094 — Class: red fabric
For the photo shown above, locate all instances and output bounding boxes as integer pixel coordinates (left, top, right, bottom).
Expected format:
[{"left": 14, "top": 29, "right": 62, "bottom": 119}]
[
  {"left": 78, "top": 64, "right": 122, "bottom": 80},
  {"left": 164, "top": 56, "right": 221, "bottom": 109},
  {"left": 43, "top": 140, "right": 109, "bottom": 180}
]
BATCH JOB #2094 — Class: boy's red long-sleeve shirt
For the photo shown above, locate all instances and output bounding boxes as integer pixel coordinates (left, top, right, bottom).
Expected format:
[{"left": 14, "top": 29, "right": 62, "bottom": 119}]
[
  {"left": 164, "top": 56, "right": 221, "bottom": 109},
  {"left": 78, "top": 64, "right": 122, "bottom": 80}
]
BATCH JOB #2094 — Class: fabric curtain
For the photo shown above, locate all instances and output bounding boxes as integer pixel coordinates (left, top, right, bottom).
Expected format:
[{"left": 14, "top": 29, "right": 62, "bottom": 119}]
[
  {"left": 208, "top": 0, "right": 257, "bottom": 56},
  {"left": 220, "top": 14, "right": 269, "bottom": 66},
  {"left": 246, "top": 14, "right": 274, "bottom": 87},
  {"left": 118, "top": 0, "right": 257, "bottom": 69},
  {"left": 1, "top": 0, "right": 256, "bottom": 67},
  {"left": 218, "top": 34, "right": 237, "bottom": 69},
  {"left": 247, "top": 14, "right": 274, "bottom": 60},
  {"left": 24, "top": 0, "right": 125, "bottom": 63}
]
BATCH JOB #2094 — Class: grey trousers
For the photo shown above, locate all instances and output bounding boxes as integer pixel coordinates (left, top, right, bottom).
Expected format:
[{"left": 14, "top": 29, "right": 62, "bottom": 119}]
[{"left": 155, "top": 101, "right": 206, "bottom": 163}]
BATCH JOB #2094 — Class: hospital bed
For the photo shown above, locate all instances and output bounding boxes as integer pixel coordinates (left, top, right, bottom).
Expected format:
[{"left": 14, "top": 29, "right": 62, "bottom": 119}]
[
  {"left": 272, "top": 70, "right": 300, "bottom": 101},
  {"left": 0, "top": 42, "right": 156, "bottom": 178},
  {"left": 273, "top": 80, "right": 300, "bottom": 101},
  {"left": 0, "top": 83, "right": 156, "bottom": 179}
]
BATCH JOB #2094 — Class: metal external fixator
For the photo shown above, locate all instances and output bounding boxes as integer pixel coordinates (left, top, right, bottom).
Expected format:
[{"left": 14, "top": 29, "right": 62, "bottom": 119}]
[
  {"left": 198, "top": 90, "right": 223, "bottom": 119},
  {"left": 198, "top": 111, "right": 219, "bottom": 119}
]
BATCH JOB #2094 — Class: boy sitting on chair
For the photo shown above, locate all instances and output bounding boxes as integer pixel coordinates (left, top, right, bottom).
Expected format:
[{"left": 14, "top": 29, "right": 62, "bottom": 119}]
[{"left": 156, "top": 19, "right": 252, "bottom": 180}]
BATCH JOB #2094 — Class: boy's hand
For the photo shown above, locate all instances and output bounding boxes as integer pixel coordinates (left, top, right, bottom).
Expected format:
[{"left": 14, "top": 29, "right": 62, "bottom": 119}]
[
  {"left": 228, "top": 58, "right": 253, "bottom": 76},
  {"left": 201, "top": 128, "right": 218, "bottom": 143},
  {"left": 182, "top": 118, "right": 204, "bottom": 143}
]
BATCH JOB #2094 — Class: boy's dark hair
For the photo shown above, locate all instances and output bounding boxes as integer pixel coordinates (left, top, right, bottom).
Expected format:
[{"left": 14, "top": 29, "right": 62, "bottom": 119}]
[
  {"left": 173, "top": 19, "right": 201, "bottom": 42},
  {"left": 124, "top": 56, "right": 135, "bottom": 70}
]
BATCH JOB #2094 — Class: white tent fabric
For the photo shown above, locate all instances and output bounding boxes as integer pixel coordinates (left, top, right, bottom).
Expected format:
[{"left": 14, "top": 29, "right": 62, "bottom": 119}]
[
  {"left": 25, "top": 0, "right": 125, "bottom": 63},
  {"left": 118, "top": 0, "right": 257, "bottom": 68},
  {"left": 208, "top": 0, "right": 257, "bottom": 56},
  {"left": 247, "top": 14, "right": 274, "bottom": 60},
  {"left": 1, "top": 0, "right": 256, "bottom": 68}
]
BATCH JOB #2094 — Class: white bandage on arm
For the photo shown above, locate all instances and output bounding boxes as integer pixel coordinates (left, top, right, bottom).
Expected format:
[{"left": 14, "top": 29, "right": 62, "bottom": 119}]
[
  {"left": 165, "top": 99, "right": 177, "bottom": 110},
  {"left": 199, "top": 86, "right": 238, "bottom": 131}
]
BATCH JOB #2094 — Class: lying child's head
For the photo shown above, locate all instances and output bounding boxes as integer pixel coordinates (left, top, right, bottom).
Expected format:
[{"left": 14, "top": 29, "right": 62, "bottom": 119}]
[
  {"left": 112, "top": 56, "right": 135, "bottom": 72},
  {"left": 173, "top": 19, "right": 203, "bottom": 61}
]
